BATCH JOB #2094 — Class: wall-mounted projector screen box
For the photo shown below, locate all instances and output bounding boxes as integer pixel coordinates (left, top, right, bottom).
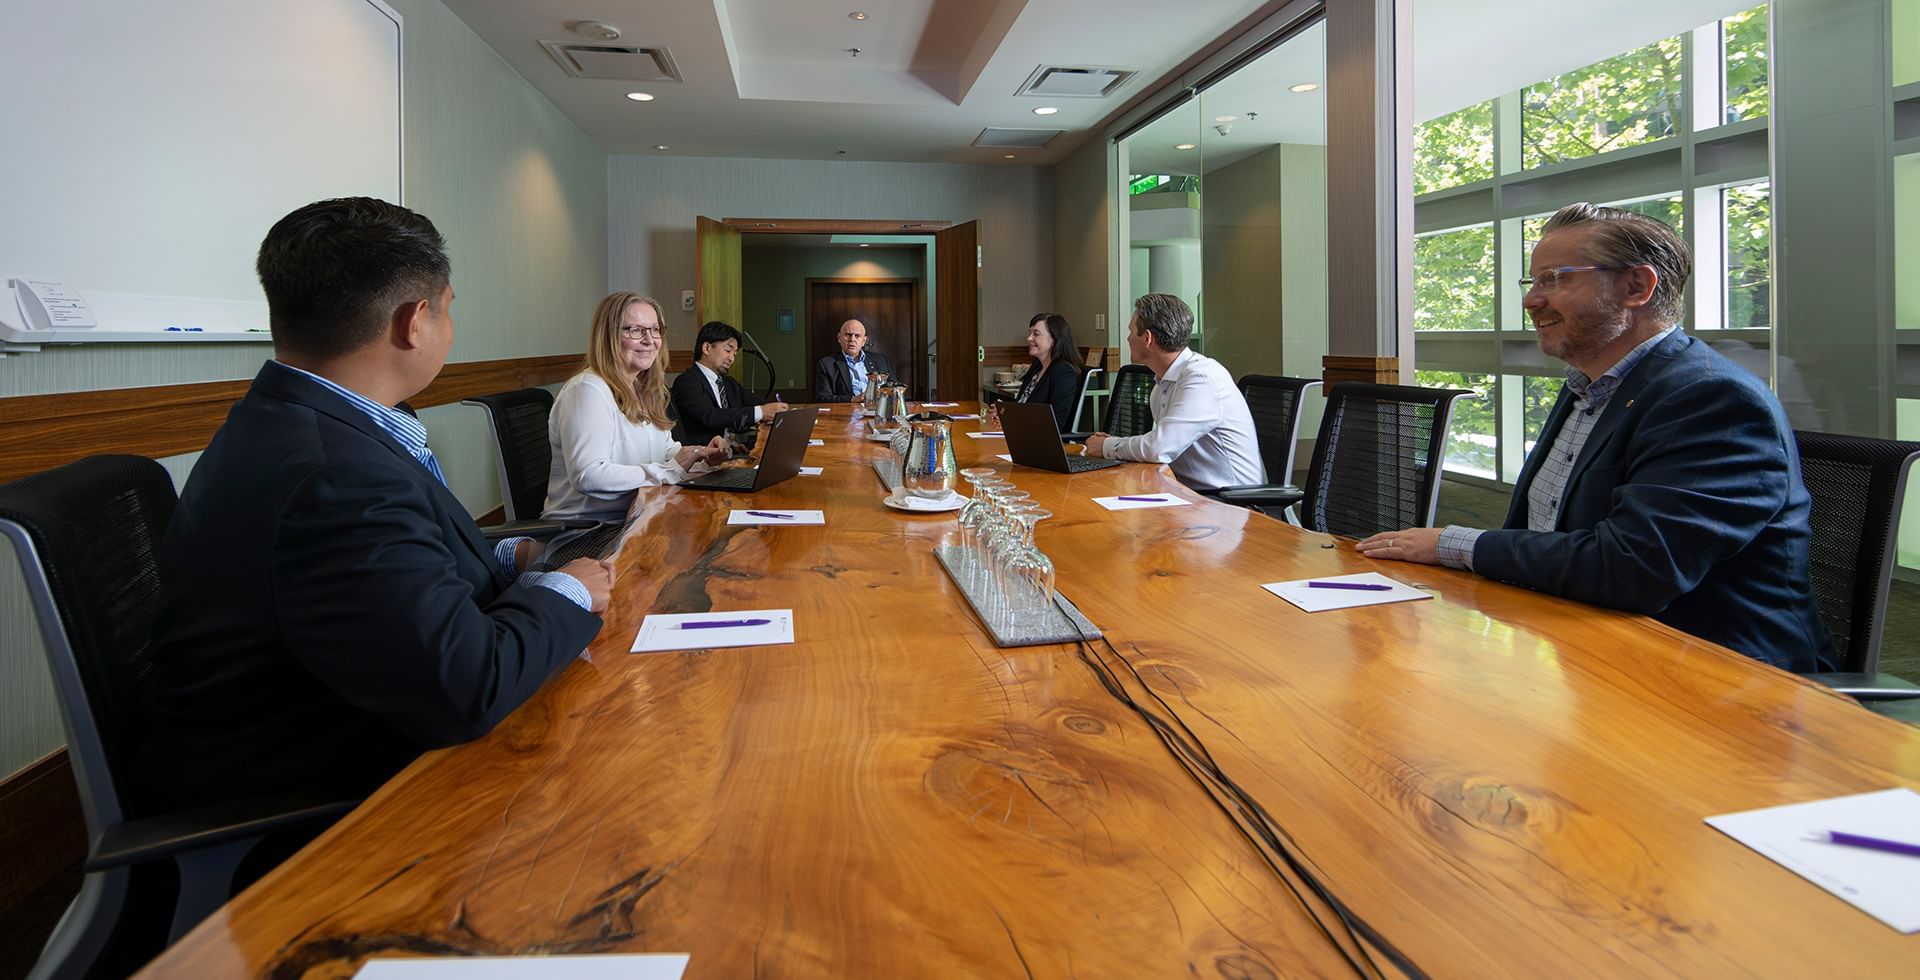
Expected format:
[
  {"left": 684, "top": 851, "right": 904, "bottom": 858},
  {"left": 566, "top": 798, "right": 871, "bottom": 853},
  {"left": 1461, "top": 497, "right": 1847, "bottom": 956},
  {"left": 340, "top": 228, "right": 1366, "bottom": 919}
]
[{"left": 0, "top": 0, "right": 403, "bottom": 347}]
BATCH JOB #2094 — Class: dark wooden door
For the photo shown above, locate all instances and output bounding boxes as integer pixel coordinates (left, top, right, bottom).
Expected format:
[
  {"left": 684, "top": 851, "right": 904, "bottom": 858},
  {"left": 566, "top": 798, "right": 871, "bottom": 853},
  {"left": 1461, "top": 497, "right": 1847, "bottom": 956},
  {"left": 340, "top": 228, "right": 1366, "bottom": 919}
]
[
  {"left": 934, "top": 221, "right": 979, "bottom": 402},
  {"left": 806, "top": 279, "right": 922, "bottom": 397}
]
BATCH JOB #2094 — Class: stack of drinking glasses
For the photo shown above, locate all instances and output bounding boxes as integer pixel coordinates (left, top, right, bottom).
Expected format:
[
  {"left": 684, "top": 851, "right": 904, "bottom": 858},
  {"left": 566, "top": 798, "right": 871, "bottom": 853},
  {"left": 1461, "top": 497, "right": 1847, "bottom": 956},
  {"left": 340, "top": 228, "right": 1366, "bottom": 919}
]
[{"left": 952, "top": 467, "right": 1057, "bottom": 631}]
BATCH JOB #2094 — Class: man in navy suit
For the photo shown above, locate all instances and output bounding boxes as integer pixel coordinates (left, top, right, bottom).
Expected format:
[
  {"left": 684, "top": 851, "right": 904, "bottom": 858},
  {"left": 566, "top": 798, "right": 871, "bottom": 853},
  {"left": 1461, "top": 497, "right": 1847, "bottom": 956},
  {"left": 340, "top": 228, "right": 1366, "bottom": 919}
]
[
  {"left": 142, "top": 198, "right": 613, "bottom": 809},
  {"left": 1360, "top": 203, "right": 1829, "bottom": 671},
  {"left": 813, "top": 317, "right": 895, "bottom": 402}
]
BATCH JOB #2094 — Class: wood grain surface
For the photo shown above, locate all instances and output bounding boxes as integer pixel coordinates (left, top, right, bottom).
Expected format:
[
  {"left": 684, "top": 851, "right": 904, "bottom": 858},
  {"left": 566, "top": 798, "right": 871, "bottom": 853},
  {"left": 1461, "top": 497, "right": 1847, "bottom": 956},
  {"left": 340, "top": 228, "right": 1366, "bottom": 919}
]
[{"left": 137, "top": 404, "right": 1920, "bottom": 978}]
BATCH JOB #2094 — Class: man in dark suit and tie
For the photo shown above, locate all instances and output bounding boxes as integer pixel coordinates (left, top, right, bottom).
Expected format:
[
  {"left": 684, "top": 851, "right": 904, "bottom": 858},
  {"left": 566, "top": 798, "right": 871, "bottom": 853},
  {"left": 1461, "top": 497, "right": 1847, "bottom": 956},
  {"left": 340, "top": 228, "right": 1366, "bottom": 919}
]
[
  {"left": 813, "top": 317, "right": 896, "bottom": 402},
  {"left": 670, "top": 320, "right": 788, "bottom": 446},
  {"left": 141, "top": 197, "right": 614, "bottom": 810},
  {"left": 1359, "top": 203, "right": 1830, "bottom": 671}
]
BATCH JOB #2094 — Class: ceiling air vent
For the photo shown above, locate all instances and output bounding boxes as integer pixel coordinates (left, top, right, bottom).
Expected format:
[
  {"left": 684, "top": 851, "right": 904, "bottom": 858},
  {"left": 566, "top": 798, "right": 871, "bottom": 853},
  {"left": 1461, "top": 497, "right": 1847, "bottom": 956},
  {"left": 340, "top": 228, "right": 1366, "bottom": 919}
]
[
  {"left": 1017, "top": 65, "right": 1136, "bottom": 99},
  {"left": 538, "top": 40, "right": 682, "bottom": 82},
  {"left": 973, "top": 128, "right": 1064, "bottom": 148}
]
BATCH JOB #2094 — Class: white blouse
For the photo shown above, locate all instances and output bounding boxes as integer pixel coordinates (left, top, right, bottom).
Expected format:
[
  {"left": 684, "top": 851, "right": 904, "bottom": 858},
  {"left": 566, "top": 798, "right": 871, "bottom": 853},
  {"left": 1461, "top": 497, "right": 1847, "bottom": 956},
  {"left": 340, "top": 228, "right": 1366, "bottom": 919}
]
[{"left": 543, "top": 372, "right": 689, "bottom": 521}]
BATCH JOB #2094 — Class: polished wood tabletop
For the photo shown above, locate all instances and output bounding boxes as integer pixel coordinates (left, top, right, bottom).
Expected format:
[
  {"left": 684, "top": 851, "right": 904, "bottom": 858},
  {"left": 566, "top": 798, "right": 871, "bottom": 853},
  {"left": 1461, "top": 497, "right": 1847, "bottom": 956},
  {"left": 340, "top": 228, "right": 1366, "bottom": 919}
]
[{"left": 139, "top": 402, "right": 1920, "bottom": 978}]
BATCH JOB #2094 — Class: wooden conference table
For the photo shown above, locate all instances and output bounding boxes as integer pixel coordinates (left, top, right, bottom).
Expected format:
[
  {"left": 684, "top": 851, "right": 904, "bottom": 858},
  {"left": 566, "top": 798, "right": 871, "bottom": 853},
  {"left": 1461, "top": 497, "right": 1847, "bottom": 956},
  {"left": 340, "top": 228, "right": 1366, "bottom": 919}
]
[{"left": 141, "top": 402, "right": 1920, "bottom": 978}]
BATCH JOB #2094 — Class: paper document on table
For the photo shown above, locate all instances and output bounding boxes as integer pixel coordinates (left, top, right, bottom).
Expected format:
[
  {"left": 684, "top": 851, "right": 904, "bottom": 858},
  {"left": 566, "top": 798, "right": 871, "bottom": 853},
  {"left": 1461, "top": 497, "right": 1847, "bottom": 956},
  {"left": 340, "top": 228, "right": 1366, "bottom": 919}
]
[
  {"left": 798, "top": 466, "right": 823, "bottom": 476},
  {"left": 965, "top": 431, "right": 1005, "bottom": 439},
  {"left": 921, "top": 401, "right": 960, "bottom": 407},
  {"left": 727, "top": 509, "right": 824, "bottom": 525},
  {"left": 1093, "top": 494, "right": 1190, "bottom": 511},
  {"left": 1261, "top": 572, "right": 1432, "bottom": 613},
  {"left": 995, "top": 453, "right": 1013, "bottom": 462},
  {"left": 356, "top": 953, "right": 689, "bottom": 979},
  {"left": 1706, "top": 788, "right": 1920, "bottom": 933},
  {"left": 632, "top": 609, "right": 794, "bottom": 654},
  {"left": 807, "top": 439, "right": 824, "bottom": 446},
  {"left": 948, "top": 413, "right": 981, "bottom": 420}
]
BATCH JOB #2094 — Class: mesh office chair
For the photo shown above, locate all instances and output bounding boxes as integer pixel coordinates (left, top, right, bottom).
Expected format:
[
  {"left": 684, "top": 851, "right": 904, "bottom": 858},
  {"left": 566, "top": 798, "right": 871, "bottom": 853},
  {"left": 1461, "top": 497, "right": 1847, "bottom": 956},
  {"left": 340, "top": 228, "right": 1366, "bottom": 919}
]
[
  {"left": 463, "top": 387, "right": 594, "bottom": 540},
  {"left": 1793, "top": 431, "right": 1920, "bottom": 704},
  {"left": 1219, "top": 382, "right": 1470, "bottom": 538},
  {"left": 1103, "top": 364, "right": 1157, "bottom": 438},
  {"left": 0, "top": 456, "right": 354, "bottom": 980},
  {"left": 1202, "top": 375, "right": 1323, "bottom": 516}
]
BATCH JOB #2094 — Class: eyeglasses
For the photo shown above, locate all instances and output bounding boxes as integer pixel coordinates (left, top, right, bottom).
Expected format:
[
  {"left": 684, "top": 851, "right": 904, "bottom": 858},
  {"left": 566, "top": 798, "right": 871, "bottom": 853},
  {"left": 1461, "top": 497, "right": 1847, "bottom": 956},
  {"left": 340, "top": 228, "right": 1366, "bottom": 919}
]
[
  {"left": 620, "top": 324, "right": 664, "bottom": 339},
  {"left": 1518, "top": 265, "right": 1619, "bottom": 293}
]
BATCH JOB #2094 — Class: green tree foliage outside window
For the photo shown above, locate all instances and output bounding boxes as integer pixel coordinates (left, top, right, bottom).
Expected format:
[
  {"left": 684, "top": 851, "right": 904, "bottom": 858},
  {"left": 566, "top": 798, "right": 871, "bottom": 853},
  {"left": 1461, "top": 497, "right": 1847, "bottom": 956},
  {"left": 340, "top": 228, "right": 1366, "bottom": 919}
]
[
  {"left": 1723, "top": 5, "right": 1768, "bottom": 124},
  {"left": 1726, "top": 182, "right": 1771, "bottom": 330},
  {"left": 1415, "top": 370, "right": 1497, "bottom": 477},
  {"left": 1521, "top": 375, "right": 1564, "bottom": 456},
  {"left": 1522, "top": 35, "right": 1684, "bottom": 169},
  {"left": 1414, "top": 101, "right": 1495, "bottom": 196},
  {"left": 1520, "top": 196, "right": 1683, "bottom": 271},
  {"left": 1414, "top": 225, "right": 1495, "bottom": 331}
]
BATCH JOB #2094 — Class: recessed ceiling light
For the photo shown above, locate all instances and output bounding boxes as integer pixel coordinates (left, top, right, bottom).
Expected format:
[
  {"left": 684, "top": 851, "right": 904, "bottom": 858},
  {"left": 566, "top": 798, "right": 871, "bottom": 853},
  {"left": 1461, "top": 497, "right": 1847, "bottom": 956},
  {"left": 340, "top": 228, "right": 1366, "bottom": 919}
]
[
  {"left": 625, "top": 92, "right": 655, "bottom": 102},
  {"left": 849, "top": 11, "right": 867, "bottom": 20},
  {"left": 654, "top": 144, "right": 669, "bottom": 151},
  {"left": 859, "top": 242, "right": 871, "bottom": 247},
  {"left": 1213, "top": 115, "right": 1238, "bottom": 123},
  {"left": 1032, "top": 106, "right": 1059, "bottom": 116},
  {"left": 1290, "top": 82, "right": 1319, "bottom": 93},
  {"left": 1174, "top": 143, "right": 1197, "bottom": 150},
  {"left": 1003, "top": 154, "right": 1016, "bottom": 159}
]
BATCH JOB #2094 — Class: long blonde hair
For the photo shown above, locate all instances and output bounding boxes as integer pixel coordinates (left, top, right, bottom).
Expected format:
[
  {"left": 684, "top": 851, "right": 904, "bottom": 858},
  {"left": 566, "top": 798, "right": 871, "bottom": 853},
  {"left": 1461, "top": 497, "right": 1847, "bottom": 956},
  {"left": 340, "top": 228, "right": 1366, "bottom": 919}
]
[{"left": 581, "top": 291, "right": 673, "bottom": 428}]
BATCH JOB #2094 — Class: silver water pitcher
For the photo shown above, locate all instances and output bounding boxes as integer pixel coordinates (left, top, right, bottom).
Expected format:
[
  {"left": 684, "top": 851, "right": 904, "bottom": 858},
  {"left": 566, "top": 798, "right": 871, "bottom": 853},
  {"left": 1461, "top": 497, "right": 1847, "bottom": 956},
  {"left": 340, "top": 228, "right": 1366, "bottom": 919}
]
[
  {"left": 898, "top": 412, "right": 958, "bottom": 497},
  {"left": 874, "top": 381, "right": 909, "bottom": 432},
  {"left": 862, "top": 370, "right": 891, "bottom": 414}
]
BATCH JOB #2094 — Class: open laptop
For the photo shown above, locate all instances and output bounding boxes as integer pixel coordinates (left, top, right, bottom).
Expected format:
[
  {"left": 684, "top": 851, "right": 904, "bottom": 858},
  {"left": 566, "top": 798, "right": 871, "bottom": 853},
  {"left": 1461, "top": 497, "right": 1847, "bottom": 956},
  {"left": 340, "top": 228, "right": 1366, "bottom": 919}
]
[
  {"left": 999, "top": 402, "right": 1124, "bottom": 474},
  {"left": 679, "top": 407, "right": 816, "bottom": 492}
]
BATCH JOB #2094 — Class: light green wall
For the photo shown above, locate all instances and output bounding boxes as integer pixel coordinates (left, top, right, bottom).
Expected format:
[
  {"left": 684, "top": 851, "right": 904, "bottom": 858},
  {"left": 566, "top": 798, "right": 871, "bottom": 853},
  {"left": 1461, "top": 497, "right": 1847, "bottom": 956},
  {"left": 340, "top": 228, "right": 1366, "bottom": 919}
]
[
  {"left": 737, "top": 247, "right": 924, "bottom": 390},
  {"left": 0, "top": 0, "right": 609, "bottom": 779},
  {"left": 1899, "top": 153, "right": 1918, "bottom": 331},
  {"left": 1896, "top": 0, "right": 1919, "bottom": 86}
]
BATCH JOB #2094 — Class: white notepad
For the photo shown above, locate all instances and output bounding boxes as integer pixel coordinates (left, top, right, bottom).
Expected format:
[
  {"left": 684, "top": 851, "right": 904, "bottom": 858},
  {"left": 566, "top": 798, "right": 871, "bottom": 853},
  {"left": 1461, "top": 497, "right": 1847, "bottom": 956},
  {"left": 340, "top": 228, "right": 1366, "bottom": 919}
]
[
  {"left": 356, "top": 953, "right": 688, "bottom": 979},
  {"left": 797, "top": 466, "right": 822, "bottom": 476},
  {"left": 995, "top": 453, "right": 1013, "bottom": 462},
  {"left": 1706, "top": 788, "right": 1920, "bottom": 933},
  {"left": 807, "top": 439, "right": 824, "bottom": 446},
  {"left": 1093, "top": 494, "right": 1190, "bottom": 511},
  {"left": 1261, "top": 572, "right": 1433, "bottom": 612},
  {"left": 921, "top": 401, "right": 960, "bottom": 407},
  {"left": 965, "top": 431, "right": 1005, "bottom": 439},
  {"left": 727, "top": 509, "right": 824, "bottom": 525},
  {"left": 632, "top": 609, "right": 795, "bottom": 654},
  {"left": 948, "top": 413, "right": 982, "bottom": 420}
]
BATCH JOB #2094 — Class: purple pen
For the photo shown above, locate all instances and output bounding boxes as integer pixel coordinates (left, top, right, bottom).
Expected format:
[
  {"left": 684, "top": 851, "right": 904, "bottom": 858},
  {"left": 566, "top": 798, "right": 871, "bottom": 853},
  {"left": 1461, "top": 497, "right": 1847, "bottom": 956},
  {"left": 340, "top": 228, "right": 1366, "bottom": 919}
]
[
  {"left": 1117, "top": 495, "right": 1166, "bottom": 503},
  {"left": 746, "top": 511, "right": 794, "bottom": 520},
  {"left": 1306, "top": 581, "right": 1393, "bottom": 592},
  {"left": 1823, "top": 831, "right": 1920, "bottom": 858},
  {"left": 674, "top": 618, "right": 772, "bottom": 630}
]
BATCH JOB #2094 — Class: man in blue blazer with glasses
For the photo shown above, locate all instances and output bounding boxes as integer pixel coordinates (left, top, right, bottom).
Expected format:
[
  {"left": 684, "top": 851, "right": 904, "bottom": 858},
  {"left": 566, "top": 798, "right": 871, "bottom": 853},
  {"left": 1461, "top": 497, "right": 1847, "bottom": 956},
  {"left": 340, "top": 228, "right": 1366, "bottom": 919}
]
[{"left": 1359, "top": 203, "right": 1830, "bottom": 672}]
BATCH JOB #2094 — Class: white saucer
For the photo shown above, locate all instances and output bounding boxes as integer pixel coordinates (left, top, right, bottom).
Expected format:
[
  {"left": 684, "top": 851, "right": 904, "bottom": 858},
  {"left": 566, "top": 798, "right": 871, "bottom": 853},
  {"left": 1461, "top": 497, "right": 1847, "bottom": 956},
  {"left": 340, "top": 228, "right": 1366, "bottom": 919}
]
[{"left": 883, "top": 489, "right": 967, "bottom": 513}]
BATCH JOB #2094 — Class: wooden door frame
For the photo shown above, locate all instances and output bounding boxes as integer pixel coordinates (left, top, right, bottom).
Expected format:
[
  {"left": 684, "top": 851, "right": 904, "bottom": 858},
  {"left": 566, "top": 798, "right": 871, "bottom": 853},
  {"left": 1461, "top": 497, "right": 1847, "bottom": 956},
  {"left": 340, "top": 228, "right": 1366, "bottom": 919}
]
[
  {"left": 803, "top": 277, "right": 925, "bottom": 399},
  {"left": 720, "top": 218, "right": 952, "bottom": 234}
]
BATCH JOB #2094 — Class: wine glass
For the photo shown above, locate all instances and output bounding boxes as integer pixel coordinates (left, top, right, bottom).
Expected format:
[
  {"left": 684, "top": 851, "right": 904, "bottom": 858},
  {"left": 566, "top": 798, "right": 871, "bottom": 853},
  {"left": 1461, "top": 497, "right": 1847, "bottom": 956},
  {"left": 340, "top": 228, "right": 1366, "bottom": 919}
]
[{"left": 1007, "top": 505, "right": 1056, "bottom": 613}]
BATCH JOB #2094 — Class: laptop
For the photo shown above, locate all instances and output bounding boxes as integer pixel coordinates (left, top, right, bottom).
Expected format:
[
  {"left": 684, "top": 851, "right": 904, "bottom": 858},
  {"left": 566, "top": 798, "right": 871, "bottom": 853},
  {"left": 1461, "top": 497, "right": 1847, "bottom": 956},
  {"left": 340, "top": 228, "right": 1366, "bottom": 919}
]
[
  {"left": 679, "top": 407, "right": 816, "bottom": 492},
  {"left": 999, "top": 402, "right": 1124, "bottom": 474}
]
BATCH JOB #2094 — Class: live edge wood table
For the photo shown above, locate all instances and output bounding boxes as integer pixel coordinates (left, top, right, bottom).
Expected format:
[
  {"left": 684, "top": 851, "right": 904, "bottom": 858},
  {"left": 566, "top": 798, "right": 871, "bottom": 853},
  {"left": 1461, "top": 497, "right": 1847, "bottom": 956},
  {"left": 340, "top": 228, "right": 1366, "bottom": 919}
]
[{"left": 140, "top": 403, "right": 1920, "bottom": 979}]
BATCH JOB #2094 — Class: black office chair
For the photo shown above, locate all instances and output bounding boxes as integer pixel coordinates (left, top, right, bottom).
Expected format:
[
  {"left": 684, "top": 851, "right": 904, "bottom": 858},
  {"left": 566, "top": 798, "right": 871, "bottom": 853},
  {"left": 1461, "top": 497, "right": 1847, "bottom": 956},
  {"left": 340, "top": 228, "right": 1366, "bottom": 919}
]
[
  {"left": 1241, "top": 375, "right": 1323, "bottom": 488},
  {"left": 1219, "top": 381, "right": 1471, "bottom": 538},
  {"left": 1103, "top": 364, "right": 1156, "bottom": 438},
  {"left": 0, "top": 456, "right": 355, "bottom": 980},
  {"left": 463, "top": 388, "right": 594, "bottom": 541},
  {"left": 1793, "top": 431, "right": 1920, "bottom": 706}
]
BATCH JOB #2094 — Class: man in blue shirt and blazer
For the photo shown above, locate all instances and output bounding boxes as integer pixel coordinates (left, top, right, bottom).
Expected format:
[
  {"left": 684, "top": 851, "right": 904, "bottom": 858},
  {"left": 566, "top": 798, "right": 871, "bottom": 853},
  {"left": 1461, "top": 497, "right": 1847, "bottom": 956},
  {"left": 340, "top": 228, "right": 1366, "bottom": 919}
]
[
  {"left": 813, "top": 317, "right": 895, "bottom": 402},
  {"left": 142, "top": 198, "right": 614, "bottom": 810},
  {"left": 1360, "top": 203, "right": 1830, "bottom": 672}
]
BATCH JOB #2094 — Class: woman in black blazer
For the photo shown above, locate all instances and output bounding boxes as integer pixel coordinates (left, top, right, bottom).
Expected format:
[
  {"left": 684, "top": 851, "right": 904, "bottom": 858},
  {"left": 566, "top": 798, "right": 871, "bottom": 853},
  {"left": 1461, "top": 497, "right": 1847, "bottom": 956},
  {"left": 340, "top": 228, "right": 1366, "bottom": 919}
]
[{"left": 1002, "top": 313, "right": 1085, "bottom": 431}]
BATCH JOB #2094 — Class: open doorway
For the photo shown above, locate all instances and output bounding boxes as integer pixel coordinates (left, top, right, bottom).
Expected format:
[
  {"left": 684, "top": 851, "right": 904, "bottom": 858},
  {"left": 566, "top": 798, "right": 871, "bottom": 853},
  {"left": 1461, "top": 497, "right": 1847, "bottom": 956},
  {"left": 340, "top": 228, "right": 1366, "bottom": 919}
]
[{"left": 806, "top": 278, "right": 922, "bottom": 397}]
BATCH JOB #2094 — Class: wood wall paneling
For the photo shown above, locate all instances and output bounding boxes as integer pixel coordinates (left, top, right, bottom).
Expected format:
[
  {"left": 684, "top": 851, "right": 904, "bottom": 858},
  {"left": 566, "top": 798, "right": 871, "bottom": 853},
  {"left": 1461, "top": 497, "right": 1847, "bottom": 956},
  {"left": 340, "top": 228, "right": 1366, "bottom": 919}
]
[
  {"left": 0, "top": 749, "right": 82, "bottom": 913},
  {"left": 934, "top": 222, "right": 980, "bottom": 401},
  {"left": 980, "top": 346, "right": 1120, "bottom": 369},
  {"left": 1321, "top": 355, "right": 1400, "bottom": 387},
  {"left": 0, "top": 353, "right": 582, "bottom": 484}
]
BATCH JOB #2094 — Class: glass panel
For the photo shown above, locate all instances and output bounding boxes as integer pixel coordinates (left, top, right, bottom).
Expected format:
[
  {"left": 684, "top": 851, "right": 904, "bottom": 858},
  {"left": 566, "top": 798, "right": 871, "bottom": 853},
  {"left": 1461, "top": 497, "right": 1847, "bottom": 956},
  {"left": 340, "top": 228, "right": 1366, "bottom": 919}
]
[
  {"left": 1190, "top": 21, "right": 1329, "bottom": 439},
  {"left": 1520, "top": 35, "right": 1684, "bottom": 169},
  {"left": 1722, "top": 4, "right": 1768, "bottom": 124},
  {"left": 1414, "top": 101, "right": 1494, "bottom": 195},
  {"left": 1119, "top": 98, "right": 1204, "bottom": 349},
  {"left": 1724, "top": 181, "right": 1771, "bottom": 330},
  {"left": 1899, "top": 153, "right": 1918, "bottom": 331},
  {"left": 1413, "top": 225, "right": 1494, "bottom": 331},
  {"left": 1415, "top": 370, "right": 1496, "bottom": 478},
  {"left": 1897, "top": 0, "right": 1919, "bottom": 88}
]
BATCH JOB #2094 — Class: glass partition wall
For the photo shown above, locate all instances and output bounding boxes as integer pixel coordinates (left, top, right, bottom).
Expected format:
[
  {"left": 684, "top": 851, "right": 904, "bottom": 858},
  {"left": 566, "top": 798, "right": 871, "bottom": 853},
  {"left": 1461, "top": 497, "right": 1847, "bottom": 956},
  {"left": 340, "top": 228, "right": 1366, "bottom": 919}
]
[{"left": 1115, "top": 20, "right": 1329, "bottom": 482}]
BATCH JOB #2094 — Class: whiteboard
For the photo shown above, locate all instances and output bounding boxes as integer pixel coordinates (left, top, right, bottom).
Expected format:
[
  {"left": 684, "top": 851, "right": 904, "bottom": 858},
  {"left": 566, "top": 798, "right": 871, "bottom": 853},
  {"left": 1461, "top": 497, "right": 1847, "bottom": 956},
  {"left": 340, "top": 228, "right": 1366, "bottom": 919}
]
[{"left": 0, "top": 0, "right": 402, "bottom": 326}]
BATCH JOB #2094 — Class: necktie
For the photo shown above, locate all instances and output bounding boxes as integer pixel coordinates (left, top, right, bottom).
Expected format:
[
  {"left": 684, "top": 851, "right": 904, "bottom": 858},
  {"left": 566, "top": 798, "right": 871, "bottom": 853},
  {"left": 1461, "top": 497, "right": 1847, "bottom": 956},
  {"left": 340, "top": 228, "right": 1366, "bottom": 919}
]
[{"left": 717, "top": 380, "right": 728, "bottom": 408}]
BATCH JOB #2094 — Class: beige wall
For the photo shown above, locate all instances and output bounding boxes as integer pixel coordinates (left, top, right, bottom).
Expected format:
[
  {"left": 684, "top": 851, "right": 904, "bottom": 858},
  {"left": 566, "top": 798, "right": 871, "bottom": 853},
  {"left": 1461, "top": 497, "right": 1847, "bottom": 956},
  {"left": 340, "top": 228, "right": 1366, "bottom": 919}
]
[
  {"left": 606, "top": 156, "right": 1053, "bottom": 360},
  {"left": 1052, "top": 138, "right": 1113, "bottom": 348},
  {"left": 738, "top": 247, "right": 925, "bottom": 390},
  {"left": 1, "top": 0, "right": 609, "bottom": 779}
]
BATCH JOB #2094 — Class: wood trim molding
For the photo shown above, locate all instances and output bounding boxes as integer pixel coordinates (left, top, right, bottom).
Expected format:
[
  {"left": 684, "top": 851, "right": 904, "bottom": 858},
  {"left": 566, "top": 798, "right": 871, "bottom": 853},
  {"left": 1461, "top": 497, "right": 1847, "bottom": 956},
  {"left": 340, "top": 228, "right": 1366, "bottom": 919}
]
[
  {"left": 0, "top": 749, "right": 83, "bottom": 913},
  {"left": 1321, "top": 355, "right": 1400, "bottom": 387},
  {"left": 981, "top": 346, "right": 1121, "bottom": 369},
  {"left": 721, "top": 218, "right": 952, "bottom": 234},
  {"left": 0, "top": 353, "right": 583, "bottom": 484}
]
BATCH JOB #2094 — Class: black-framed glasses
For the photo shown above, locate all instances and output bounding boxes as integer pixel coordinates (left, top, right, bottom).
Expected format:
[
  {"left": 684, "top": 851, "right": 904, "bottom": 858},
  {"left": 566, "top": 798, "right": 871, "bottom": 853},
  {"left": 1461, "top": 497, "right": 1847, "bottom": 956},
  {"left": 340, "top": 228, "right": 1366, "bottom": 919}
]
[
  {"left": 620, "top": 324, "right": 664, "bottom": 338},
  {"left": 1518, "top": 265, "right": 1620, "bottom": 293}
]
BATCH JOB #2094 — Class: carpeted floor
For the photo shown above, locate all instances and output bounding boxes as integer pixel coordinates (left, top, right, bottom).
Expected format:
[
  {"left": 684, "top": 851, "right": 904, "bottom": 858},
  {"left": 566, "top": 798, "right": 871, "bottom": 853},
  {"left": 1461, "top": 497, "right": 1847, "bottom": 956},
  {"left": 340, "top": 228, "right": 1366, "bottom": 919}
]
[{"left": 1433, "top": 476, "right": 1920, "bottom": 684}]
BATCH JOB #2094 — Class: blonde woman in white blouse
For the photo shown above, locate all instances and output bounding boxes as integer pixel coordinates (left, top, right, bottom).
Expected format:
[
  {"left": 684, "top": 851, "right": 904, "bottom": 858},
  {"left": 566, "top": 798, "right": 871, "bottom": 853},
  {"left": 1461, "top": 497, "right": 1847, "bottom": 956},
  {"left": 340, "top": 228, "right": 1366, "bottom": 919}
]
[{"left": 543, "top": 292, "right": 727, "bottom": 521}]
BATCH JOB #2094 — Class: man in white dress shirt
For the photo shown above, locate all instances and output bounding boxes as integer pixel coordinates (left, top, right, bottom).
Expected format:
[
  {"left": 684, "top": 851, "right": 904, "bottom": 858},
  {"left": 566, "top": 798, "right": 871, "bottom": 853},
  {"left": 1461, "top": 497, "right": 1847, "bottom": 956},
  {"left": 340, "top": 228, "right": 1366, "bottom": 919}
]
[{"left": 1086, "top": 294, "right": 1264, "bottom": 491}]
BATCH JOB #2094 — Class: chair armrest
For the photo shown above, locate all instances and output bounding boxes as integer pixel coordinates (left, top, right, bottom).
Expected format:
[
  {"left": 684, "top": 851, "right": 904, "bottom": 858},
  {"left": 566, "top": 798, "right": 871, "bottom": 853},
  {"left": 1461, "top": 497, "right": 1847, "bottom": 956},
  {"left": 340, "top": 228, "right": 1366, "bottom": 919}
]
[
  {"left": 1214, "top": 485, "right": 1304, "bottom": 508},
  {"left": 479, "top": 518, "right": 596, "bottom": 542},
  {"left": 1805, "top": 672, "right": 1920, "bottom": 702},
  {"left": 89, "top": 794, "right": 359, "bottom": 871}
]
